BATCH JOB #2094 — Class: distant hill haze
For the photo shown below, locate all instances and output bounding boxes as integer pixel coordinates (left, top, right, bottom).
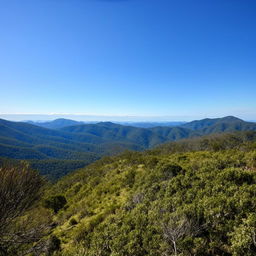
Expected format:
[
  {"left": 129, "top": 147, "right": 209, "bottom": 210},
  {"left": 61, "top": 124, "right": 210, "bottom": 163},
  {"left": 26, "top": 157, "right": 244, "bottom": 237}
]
[
  {"left": 181, "top": 116, "right": 253, "bottom": 133},
  {"left": 1, "top": 115, "right": 256, "bottom": 180},
  {"left": 1, "top": 115, "right": 256, "bottom": 159},
  {"left": 27, "top": 118, "right": 86, "bottom": 129},
  {"left": 27, "top": 119, "right": 186, "bottom": 129}
]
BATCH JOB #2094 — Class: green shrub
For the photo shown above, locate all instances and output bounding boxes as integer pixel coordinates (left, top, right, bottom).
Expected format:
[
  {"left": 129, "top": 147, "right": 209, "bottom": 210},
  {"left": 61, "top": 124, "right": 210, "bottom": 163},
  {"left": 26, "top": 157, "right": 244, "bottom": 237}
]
[
  {"left": 69, "top": 218, "right": 78, "bottom": 226},
  {"left": 43, "top": 195, "right": 67, "bottom": 213}
]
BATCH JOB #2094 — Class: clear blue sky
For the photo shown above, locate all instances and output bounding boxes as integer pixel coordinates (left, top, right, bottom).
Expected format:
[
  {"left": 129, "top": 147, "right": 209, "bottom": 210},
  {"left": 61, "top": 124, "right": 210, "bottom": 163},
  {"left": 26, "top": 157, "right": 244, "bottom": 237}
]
[{"left": 0, "top": 0, "right": 256, "bottom": 121}]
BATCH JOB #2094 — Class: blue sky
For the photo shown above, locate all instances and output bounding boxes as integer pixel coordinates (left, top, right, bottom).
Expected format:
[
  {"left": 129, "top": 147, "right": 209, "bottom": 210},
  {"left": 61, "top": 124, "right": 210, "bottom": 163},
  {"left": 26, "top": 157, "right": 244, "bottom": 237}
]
[{"left": 0, "top": 0, "right": 256, "bottom": 121}]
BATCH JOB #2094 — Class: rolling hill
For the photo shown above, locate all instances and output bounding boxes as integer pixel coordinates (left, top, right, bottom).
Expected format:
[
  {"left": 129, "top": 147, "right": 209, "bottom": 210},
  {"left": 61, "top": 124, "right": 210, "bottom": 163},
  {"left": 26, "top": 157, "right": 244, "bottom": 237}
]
[
  {"left": 28, "top": 119, "right": 186, "bottom": 129},
  {"left": 1, "top": 116, "right": 256, "bottom": 180},
  {"left": 181, "top": 116, "right": 256, "bottom": 134},
  {"left": 27, "top": 118, "right": 86, "bottom": 129}
]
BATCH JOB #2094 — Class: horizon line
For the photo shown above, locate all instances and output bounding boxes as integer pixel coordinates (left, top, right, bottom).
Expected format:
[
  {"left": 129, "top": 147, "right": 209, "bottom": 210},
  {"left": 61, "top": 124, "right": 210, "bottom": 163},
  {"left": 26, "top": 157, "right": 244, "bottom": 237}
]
[{"left": 0, "top": 113, "right": 254, "bottom": 122}]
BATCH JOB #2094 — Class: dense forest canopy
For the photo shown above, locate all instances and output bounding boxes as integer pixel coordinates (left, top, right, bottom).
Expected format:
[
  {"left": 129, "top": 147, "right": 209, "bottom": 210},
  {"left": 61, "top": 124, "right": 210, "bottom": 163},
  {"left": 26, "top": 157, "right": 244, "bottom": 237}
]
[{"left": 1, "top": 116, "right": 256, "bottom": 181}]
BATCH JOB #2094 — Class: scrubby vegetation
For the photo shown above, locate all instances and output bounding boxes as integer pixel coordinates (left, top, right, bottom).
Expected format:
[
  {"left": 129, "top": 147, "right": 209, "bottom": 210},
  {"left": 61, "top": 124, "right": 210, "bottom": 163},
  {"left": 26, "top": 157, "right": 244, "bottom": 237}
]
[
  {"left": 46, "top": 150, "right": 256, "bottom": 255},
  {"left": 2, "top": 131, "right": 256, "bottom": 255}
]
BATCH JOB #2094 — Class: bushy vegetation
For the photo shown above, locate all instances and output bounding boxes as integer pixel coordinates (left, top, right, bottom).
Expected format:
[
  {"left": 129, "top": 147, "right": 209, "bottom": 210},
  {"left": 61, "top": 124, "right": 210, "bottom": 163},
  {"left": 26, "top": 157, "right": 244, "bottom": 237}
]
[
  {"left": 2, "top": 129, "right": 256, "bottom": 255},
  {"left": 5, "top": 132, "right": 253, "bottom": 255},
  {"left": 150, "top": 131, "right": 256, "bottom": 155},
  {"left": 29, "top": 159, "right": 97, "bottom": 181},
  {"left": 43, "top": 195, "right": 67, "bottom": 213}
]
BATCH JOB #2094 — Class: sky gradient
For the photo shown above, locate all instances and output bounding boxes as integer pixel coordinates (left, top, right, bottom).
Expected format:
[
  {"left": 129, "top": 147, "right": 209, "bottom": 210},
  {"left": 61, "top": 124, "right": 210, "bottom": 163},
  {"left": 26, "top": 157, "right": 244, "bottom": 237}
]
[{"left": 0, "top": 0, "right": 256, "bottom": 121}]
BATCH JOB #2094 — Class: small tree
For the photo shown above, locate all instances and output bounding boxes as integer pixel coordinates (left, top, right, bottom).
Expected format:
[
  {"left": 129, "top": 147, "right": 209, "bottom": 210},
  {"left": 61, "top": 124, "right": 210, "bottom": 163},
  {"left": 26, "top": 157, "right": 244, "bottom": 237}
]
[
  {"left": 161, "top": 164, "right": 183, "bottom": 180},
  {"left": 162, "top": 213, "right": 202, "bottom": 256},
  {"left": 0, "top": 162, "right": 47, "bottom": 255}
]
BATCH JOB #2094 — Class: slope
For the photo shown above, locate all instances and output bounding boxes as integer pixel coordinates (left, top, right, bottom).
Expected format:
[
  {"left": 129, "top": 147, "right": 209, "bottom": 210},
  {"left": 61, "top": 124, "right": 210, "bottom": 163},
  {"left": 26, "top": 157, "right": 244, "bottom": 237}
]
[
  {"left": 61, "top": 122, "right": 196, "bottom": 148},
  {"left": 181, "top": 116, "right": 256, "bottom": 134},
  {"left": 27, "top": 131, "right": 256, "bottom": 256},
  {"left": 1, "top": 116, "right": 256, "bottom": 181}
]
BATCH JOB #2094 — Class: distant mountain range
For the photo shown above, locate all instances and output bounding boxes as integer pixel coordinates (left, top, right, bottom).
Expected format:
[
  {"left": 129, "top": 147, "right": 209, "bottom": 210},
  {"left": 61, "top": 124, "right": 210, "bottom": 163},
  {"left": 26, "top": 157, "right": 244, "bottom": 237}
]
[
  {"left": 1, "top": 115, "right": 256, "bottom": 180},
  {"left": 26, "top": 118, "right": 186, "bottom": 129},
  {"left": 27, "top": 118, "right": 85, "bottom": 129}
]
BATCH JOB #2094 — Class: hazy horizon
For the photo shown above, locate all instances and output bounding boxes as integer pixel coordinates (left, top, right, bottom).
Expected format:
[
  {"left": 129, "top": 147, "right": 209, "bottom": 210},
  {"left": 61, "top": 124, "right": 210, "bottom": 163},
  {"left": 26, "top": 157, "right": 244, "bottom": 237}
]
[{"left": 0, "top": 113, "right": 255, "bottom": 123}]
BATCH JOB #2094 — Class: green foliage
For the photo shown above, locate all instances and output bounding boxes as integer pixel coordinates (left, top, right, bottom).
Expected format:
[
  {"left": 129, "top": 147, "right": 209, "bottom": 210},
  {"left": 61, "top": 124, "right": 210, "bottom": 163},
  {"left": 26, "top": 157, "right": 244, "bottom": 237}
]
[
  {"left": 69, "top": 218, "right": 78, "bottom": 226},
  {"left": 29, "top": 159, "right": 94, "bottom": 181},
  {"left": 0, "top": 161, "right": 49, "bottom": 255},
  {"left": 229, "top": 214, "right": 256, "bottom": 255},
  {"left": 47, "top": 235, "right": 61, "bottom": 254},
  {"left": 3, "top": 126, "right": 256, "bottom": 255},
  {"left": 151, "top": 131, "right": 256, "bottom": 155},
  {"left": 43, "top": 195, "right": 67, "bottom": 213},
  {"left": 32, "top": 136, "right": 256, "bottom": 255},
  {"left": 158, "top": 163, "right": 183, "bottom": 180},
  {"left": 1, "top": 117, "right": 256, "bottom": 180}
]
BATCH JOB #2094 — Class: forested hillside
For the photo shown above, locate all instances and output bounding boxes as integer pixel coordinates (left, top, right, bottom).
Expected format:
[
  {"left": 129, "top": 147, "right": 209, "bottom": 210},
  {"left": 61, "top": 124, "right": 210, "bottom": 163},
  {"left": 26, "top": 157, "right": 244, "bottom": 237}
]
[
  {"left": 1, "top": 116, "right": 256, "bottom": 181},
  {"left": 27, "top": 120, "right": 185, "bottom": 129},
  {"left": 2, "top": 131, "right": 256, "bottom": 255},
  {"left": 181, "top": 116, "right": 256, "bottom": 134}
]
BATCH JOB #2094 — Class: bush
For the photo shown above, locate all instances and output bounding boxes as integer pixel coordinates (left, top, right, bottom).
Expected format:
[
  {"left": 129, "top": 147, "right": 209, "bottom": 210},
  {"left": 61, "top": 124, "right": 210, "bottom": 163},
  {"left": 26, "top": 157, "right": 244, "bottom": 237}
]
[
  {"left": 0, "top": 162, "right": 46, "bottom": 255},
  {"left": 47, "top": 235, "right": 61, "bottom": 254},
  {"left": 43, "top": 195, "right": 67, "bottom": 213},
  {"left": 69, "top": 218, "right": 78, "bottom": 226},
  {"left": 160, "top": 163, "right": 183, "bottom": 180}
]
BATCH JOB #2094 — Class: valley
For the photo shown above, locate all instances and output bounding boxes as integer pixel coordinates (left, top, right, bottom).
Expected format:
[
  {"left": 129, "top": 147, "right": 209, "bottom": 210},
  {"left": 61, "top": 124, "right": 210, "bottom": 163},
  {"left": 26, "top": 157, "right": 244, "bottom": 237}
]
[{"left": 1, "top": 116, "right": 256, "bottom": 180}]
